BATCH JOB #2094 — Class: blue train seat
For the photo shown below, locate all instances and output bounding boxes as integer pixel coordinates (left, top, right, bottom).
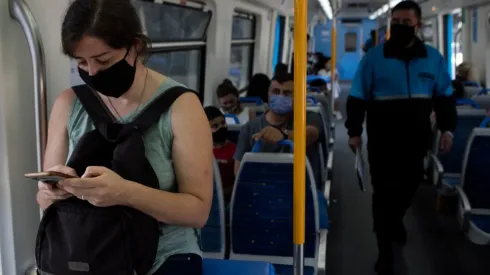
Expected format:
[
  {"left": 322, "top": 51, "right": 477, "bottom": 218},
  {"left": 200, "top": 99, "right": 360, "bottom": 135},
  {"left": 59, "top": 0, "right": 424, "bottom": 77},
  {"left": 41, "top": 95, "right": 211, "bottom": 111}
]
[
  {"left": 249, "top": 105, "right": 268, "bottom": 117},
  {"left": 202, "top": 158, "right": 226, "bottom": 259},
  {"left": 227, "top": 124, "right": 242, "bottom": 144},
  {"left": 240, "top": 96, "right": 264, "bottom": 107},
  {"left": 225, "top": 113, "right": 240, "bottom": 124},
  {"left": 472, "top": 94, "right": 490, "bottom": 111},
  {"left": 430, "top": 108, "right": 486, "bottom": 193},
  {"left": 307, "top": 91, "right": 334, "bottom": 140},
  {"left": 453, "top": 128, "right": 490, "bottom": 245},
  {"left": 307, "top": 104, "right": 331, "bottom": 183},
  {"left": 456, "top": 98, "right": 481, "bottom": 109},
  {"left": 202, "top": 259, "right": 276, "bottom": 275},
  {"left": 230, "top": 141, "right": 329, "bottom": 274},
  {"left": 463, "top": 85, "right": 482, "bottom": 98}
]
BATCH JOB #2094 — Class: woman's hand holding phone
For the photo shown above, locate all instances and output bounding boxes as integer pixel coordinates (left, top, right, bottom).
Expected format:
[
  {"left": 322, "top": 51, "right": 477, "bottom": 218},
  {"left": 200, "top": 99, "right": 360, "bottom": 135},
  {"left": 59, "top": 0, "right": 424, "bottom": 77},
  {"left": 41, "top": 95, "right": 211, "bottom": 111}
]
[{"left": 37, "top": 165, "right": 78, "bottom": 210}]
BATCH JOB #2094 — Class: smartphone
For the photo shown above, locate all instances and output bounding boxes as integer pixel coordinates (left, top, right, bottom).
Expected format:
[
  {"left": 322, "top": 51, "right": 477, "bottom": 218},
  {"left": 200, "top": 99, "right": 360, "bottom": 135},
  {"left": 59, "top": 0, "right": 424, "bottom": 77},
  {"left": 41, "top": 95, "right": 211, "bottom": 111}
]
[{"left": 24, "top": 171, "right": 76, "bottom": 184}]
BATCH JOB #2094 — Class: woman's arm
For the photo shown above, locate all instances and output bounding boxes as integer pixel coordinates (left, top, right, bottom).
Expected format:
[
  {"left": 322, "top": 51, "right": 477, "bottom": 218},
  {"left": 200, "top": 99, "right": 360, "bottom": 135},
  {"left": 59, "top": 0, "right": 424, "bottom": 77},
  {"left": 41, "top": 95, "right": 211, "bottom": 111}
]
[
  {"left": 126, "top": 92, "right": 213, "bottom": 228},
  {"left": 37, "top": 89, "right": 76, "bottom": 209},
  {"left": 43, "top": 89, "right": 75, "bottom": 170}
]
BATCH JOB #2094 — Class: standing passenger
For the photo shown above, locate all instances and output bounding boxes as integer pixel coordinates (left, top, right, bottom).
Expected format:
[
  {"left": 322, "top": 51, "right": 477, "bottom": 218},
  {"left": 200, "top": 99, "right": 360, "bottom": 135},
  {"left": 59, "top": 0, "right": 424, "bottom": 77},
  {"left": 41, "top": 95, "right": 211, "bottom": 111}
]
[
  {"left": 345, "top": 1, "right": 456, "bottom": 274},
  {"left": 37, "top": 0, "right": 213, "bottom": 274}
]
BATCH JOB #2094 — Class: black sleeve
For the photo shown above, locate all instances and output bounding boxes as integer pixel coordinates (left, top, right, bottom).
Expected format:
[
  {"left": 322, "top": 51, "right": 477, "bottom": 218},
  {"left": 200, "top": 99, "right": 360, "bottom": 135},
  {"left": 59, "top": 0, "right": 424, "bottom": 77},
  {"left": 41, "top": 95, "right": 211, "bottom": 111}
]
[
  {"left": 434, "top": 95, "right": 457, "bottom": 133},
  {"left": 345, "top": 96, "right": 367, "bottom": 137}
]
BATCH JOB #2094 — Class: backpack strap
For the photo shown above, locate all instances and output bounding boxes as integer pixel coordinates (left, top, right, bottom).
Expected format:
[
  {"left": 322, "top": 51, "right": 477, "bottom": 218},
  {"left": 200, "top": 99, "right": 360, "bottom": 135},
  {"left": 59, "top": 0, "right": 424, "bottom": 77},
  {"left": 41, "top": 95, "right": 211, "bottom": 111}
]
[
  {"left": 132, "top": 86, "right": 194, "bottom": 134},
  {"left": 72, "top": 85, "right": 116, "bottom": 130}
]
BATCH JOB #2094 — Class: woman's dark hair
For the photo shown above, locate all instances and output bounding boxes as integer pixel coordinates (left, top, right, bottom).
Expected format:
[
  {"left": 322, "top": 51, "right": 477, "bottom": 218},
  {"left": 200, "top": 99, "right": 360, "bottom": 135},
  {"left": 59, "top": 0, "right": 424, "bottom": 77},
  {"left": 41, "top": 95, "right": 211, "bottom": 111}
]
[
  {"left": 247, "top": 73, "right": 270, "bottom": 103},
  {"left": 61, "top": 0, "right": 150, "bottom": 58},
  {"left": 204, "top": 106, "right": 224, "bottom": 121},
  {"left": 216, "top": 79, "right": 239, "bottom": 98},
  {"left": 313, "top": 55, "right": 329, "bottom": 74}
]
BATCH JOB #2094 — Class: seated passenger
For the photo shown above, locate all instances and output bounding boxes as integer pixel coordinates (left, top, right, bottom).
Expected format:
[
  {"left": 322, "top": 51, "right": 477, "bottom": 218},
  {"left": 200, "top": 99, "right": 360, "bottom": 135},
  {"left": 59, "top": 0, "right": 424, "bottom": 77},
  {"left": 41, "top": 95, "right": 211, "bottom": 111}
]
[
  {"left": 246, "top": 73, "right": 271, "bottom": 105},
  {"left": 204, "top": 106, "right": 236, "bottom": 204},
  {"left": 36, "top": 1, "right": 213, "bottom": 274},
  {"left": 452, "top": 62, "right": 479, "bottom": 99},
  {"left": 217, "top": 79, "right": 254, "bottom": 124},
  {"left": 233, "top": 73, "right": 324, "bottom": 183}
]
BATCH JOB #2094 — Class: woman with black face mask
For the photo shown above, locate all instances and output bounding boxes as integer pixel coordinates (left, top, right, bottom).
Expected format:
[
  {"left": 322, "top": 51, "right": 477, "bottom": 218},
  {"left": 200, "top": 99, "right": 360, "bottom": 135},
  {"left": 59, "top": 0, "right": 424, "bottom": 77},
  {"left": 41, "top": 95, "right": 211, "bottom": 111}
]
[
  {"left": 39, "top": 0, "right": 213, "bottom": 274},
  {"left": 204, "top": 106, "right": 236, "bottom": 204}
]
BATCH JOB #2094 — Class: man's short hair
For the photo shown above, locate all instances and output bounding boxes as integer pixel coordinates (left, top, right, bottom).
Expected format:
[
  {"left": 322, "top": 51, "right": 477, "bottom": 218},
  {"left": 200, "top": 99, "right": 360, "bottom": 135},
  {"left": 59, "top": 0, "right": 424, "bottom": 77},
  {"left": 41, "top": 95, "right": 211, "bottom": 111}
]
[
  {"left": 272, "top": 73, "right": 294, "bottom": 84},
  {"left": 391, "top": 0, "right": 422, "bottom": 21}
]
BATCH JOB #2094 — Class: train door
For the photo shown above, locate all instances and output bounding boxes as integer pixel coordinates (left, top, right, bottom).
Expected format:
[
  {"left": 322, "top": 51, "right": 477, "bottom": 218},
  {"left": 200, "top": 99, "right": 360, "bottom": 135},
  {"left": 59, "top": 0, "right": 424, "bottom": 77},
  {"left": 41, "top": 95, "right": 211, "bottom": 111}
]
[{"left": 337, "top": 20, "right": 362, "bottom": 81}]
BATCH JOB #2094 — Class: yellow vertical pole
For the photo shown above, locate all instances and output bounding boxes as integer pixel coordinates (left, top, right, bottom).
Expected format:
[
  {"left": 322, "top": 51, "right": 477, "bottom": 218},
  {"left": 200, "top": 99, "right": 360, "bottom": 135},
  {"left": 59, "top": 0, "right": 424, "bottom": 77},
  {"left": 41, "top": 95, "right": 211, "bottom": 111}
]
[
  {"left": 386, "top": 10, "right": 391, "bottom": 40},
  {"left": 293, "top": 0, "right": 306, "bottom": 274}
]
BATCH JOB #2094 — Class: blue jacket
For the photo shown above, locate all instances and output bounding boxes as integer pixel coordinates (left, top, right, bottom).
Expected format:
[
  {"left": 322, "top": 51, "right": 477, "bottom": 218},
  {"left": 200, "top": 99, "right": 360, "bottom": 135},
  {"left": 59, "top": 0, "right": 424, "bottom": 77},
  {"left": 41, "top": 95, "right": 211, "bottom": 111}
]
[{"left": 345, "top": 38, "right": 457, "bottom": 156}]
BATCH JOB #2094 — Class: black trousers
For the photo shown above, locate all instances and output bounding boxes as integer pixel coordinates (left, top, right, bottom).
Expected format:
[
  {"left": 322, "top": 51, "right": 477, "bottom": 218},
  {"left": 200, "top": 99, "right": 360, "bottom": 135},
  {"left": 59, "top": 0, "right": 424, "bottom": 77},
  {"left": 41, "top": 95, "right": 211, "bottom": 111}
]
[
  {"left": 368, "top": 150, "right": 424, "bottom": 254},
  {"left": 153, "top": 253, "right": 202, "bottom": 275}
]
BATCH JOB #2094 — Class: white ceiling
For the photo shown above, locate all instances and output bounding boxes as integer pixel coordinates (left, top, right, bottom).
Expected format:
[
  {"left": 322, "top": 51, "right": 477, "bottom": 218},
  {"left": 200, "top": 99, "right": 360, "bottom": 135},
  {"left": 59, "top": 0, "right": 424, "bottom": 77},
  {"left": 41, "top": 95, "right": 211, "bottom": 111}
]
[{"left": 419, "top": 0, "right": 490, "bottom": 18}]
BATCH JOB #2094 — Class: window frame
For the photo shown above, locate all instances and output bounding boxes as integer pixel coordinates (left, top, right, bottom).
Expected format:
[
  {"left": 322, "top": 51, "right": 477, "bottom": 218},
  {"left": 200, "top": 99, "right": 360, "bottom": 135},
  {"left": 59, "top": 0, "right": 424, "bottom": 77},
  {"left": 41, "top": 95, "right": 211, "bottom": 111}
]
[
  {"left": 230, "top": 10, "right": 257, "bottom": 90},
  {"left": 149, "top": 43, "right": 207, "bottom": 103},
  {"left": 138, "top": 0, "right": 211, "bottom": 102}
]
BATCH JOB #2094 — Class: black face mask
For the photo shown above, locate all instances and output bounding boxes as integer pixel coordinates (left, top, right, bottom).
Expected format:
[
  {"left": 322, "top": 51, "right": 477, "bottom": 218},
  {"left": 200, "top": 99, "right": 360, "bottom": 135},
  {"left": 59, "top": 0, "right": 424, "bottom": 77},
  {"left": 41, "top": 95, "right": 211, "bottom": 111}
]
[
  {"left": 390, "top": 24, "right": 416, "bottom": 48},
  {"left": 78, "top": 49, "right": 137, "bottom": 98},
  {"left": 213, "top": 127, "right": 228, "bottom": 144}
]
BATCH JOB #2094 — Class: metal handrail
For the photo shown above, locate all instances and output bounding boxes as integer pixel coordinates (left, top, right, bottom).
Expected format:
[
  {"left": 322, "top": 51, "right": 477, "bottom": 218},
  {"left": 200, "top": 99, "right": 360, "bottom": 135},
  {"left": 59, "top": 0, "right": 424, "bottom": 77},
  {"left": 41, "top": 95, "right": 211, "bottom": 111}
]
[
  {"left": 9, "top": 0, "right": 47, "bottom": 273},
  {"left": 9, "top": 0, "right": 47, "bottom": 173}
]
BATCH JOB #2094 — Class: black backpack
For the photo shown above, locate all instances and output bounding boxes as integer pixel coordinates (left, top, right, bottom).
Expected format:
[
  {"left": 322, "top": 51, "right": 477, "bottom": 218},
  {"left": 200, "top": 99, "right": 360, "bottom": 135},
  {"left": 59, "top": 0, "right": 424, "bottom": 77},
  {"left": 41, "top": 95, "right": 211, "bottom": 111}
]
[{"left": 36, "top": 84, "right": 192, "bottom": 275}]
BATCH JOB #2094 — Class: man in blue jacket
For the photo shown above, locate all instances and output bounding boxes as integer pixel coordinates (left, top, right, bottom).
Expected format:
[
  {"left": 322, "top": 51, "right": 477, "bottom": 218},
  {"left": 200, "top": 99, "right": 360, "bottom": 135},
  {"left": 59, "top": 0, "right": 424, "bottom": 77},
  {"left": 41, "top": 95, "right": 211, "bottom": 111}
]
[{"left": 345, "top": 1, "right": 456, "bottom": 274}]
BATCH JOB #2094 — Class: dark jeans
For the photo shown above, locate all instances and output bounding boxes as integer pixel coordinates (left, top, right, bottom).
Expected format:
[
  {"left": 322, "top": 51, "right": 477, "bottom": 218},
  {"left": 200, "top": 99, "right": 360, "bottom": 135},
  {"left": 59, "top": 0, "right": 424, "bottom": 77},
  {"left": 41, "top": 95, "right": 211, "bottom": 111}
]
[
  {"left": 153, "top": 254, "right": 202, "bottom": 275},
  {"left": 368, "top": 151, "right": 425, "bottom": 254}
]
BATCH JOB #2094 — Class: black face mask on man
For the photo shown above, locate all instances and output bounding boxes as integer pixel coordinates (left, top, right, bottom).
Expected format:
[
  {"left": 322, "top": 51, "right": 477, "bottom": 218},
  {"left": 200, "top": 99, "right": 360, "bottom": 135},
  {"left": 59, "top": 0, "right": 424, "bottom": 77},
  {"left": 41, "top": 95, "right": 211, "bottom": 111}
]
[
  {"left": 78, "top": 49, "right": 137, "bottom": 98},
  {"left": 389, "top": 24, "right": 416, "bottom": 48},
  {"left": 212, "top": 127, "right": 228, "bottom": 144}
]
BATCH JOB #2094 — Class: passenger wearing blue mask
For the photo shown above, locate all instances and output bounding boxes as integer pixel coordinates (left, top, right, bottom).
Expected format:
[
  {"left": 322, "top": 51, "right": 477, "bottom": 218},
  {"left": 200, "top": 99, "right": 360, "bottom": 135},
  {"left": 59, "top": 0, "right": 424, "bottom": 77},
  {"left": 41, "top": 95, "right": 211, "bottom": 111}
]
[
  {"left": 233, "top": 73, "right": 324, "bottom": 182},
  {"left": 345, "top": 1, "right": 457, "bottom": 274}
]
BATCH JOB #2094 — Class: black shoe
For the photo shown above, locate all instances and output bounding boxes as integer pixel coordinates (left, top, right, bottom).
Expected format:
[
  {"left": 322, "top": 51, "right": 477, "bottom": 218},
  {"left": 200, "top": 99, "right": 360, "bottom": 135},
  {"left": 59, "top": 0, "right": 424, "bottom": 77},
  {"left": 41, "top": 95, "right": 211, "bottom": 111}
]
[
  {"left": 394, "top": 222, "right": 407, "bottom": 245},
  {"left": 374, "top": 254, "right": 394, "bottom": 275}
]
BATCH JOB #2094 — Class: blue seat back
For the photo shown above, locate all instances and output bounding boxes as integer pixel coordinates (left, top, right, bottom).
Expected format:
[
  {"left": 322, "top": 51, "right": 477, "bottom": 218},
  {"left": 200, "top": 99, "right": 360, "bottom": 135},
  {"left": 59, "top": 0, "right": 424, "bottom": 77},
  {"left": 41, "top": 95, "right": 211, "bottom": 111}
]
[
  {"left": 227, "top": 124, "right": 242, "bottom": 144},
  {"left": 438, "top": 109, "right": 486, "bottom": 174},
  {"left": 202, "top": 158, "right": 226, "bottom": 259},
  {"left": 230, "top": 153, "right": 319, "bottom": 259},
  {"left": 462, "top": 128, "right": 490, "bottom": 209},
  {"left": 240, "top": 96, "right": 264, "bottom": 106},
  {"left": 473, "top": 94, "right": 490, "bottom": 110},
  {"left": 225, "top": 113, "right": 240, "bottom": 124},
  {"left": 202, "top": 259, "right": 276, "bottom": 275}
]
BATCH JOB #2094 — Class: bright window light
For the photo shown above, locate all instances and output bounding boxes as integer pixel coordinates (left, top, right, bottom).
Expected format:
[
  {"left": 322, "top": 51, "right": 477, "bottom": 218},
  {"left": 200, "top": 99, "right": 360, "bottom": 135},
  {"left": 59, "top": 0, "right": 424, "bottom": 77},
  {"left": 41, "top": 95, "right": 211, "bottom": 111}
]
[
  {"left": 369, "top": 0, "right": 402, "bottom": 20},
  {"left": 318, "top": 0, "right": 333, "bottom": 19}
]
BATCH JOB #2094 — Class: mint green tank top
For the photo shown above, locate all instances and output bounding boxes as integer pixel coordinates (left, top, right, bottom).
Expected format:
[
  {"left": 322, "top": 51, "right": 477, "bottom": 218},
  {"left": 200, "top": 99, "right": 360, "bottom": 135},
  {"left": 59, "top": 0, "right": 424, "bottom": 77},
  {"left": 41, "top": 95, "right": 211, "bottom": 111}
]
[{"left": 66, "top": 78, "right": 202, "bottom": 273}]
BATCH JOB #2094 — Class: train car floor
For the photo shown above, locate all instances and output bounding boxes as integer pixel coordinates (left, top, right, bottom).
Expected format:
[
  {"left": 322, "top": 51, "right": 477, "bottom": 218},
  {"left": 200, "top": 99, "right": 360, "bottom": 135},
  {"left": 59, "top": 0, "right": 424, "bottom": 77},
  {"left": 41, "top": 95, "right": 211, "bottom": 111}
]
[{"left": 325, "top": 83, "right": 490, "bottom": 275}]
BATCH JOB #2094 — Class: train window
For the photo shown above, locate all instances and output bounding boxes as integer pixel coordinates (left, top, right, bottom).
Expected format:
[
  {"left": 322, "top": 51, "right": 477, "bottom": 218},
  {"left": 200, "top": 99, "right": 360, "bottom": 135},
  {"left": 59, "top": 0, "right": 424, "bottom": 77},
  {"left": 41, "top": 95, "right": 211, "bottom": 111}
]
[
  {"left": 229, "top": 11, "right": 256, "bottom": 90},
  {"left": 147, "top": 49, "right": 203, "bottom": 94},
  {"left": 135, "top": 0, "right": 211, "bottom": 102},
  {"left": 135, "top": 1, "right": 212, "bottom": 43},
  {"left": 344, "top": 32, "right": 358, "bottom": 52},
  {"left": 344, "top": 32, "right": 357, "bottom": 52}
]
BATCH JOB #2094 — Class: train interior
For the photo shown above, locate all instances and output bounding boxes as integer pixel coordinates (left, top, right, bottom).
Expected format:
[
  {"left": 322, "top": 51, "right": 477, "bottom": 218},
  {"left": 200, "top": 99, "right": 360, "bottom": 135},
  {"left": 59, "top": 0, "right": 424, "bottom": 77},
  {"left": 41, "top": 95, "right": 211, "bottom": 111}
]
[{"left": 1, "top": 0, "right": 490, "bottom": 274}]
